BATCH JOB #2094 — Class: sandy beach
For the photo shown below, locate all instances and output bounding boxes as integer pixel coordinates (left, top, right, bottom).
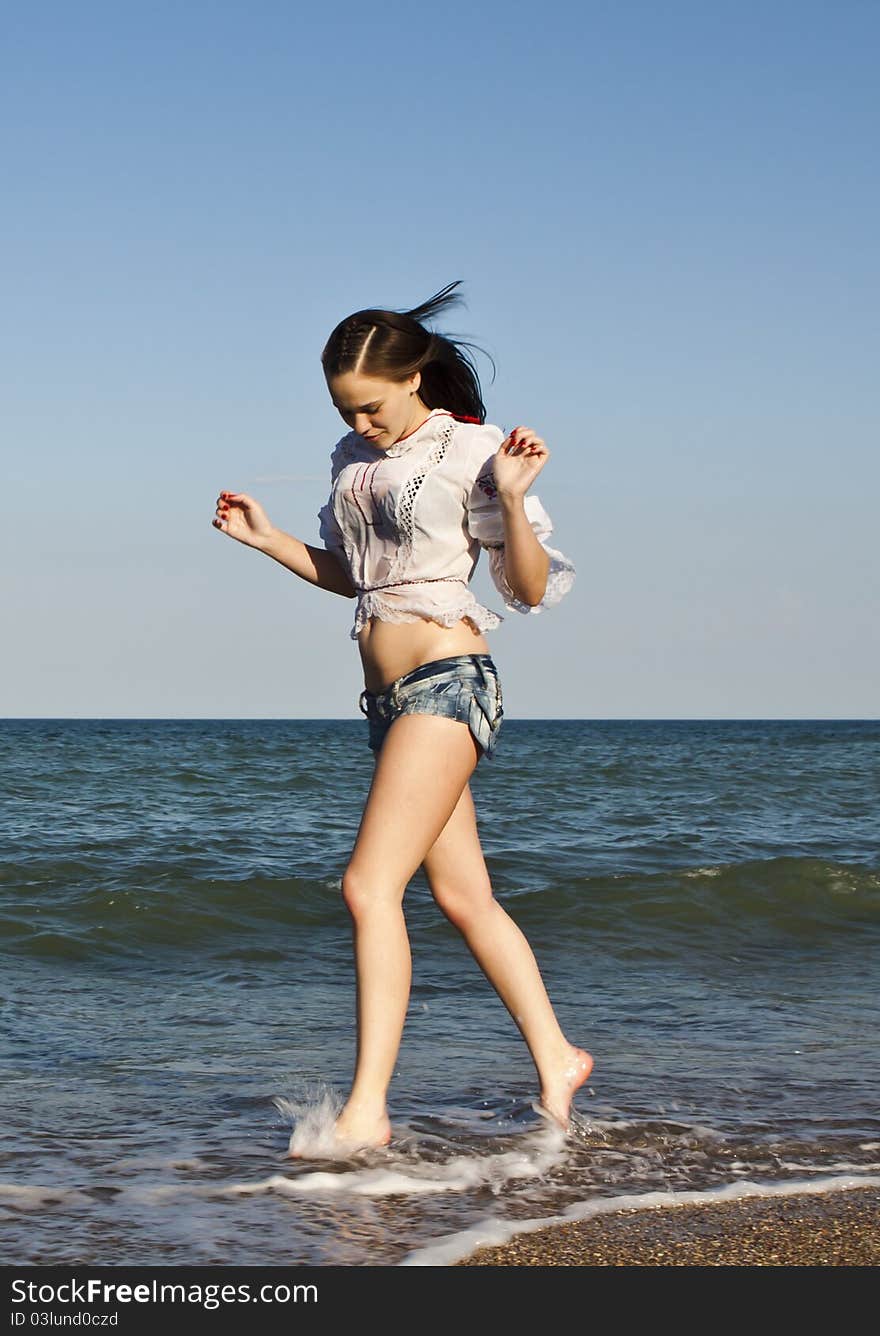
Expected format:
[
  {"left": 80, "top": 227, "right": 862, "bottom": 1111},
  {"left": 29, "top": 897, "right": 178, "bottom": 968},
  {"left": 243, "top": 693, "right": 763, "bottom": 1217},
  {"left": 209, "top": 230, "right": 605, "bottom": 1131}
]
[{"left": 456, "top": 1185, "right": 880, "bottom": 1266}]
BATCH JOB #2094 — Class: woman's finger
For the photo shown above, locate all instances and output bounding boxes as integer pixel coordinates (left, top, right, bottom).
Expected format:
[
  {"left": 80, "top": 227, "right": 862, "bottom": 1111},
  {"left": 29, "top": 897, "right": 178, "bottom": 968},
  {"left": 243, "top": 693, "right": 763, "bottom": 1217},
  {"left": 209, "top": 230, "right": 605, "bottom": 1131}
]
[
  {"left": 514, "top": 433, "right": 548, "bottom": 457},
  {"left": 506, "top": 427, "right": 547, "bottom": 455}
]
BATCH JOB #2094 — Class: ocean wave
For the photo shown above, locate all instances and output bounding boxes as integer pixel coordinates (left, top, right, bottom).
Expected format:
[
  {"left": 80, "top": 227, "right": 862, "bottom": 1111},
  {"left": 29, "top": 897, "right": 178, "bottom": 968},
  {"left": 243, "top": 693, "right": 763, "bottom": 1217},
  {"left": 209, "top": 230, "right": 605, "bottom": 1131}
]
[{"left": 1, "top": 855, "right": 877, "bottom": 960}]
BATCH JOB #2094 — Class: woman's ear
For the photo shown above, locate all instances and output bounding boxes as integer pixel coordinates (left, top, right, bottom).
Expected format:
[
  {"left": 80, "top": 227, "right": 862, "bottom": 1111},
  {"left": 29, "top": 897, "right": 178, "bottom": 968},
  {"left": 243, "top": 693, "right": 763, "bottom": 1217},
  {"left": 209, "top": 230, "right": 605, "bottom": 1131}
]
[{"left": 410, "top": 372, "right": 422, "bottom": 396}]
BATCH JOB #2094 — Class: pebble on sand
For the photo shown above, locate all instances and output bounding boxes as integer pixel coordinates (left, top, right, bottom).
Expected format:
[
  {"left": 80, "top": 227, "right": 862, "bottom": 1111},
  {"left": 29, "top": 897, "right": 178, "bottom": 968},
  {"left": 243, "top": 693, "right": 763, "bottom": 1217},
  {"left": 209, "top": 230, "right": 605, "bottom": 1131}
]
[{"left": 456, "top": 1186, "right": 880, "bottom": 1266}]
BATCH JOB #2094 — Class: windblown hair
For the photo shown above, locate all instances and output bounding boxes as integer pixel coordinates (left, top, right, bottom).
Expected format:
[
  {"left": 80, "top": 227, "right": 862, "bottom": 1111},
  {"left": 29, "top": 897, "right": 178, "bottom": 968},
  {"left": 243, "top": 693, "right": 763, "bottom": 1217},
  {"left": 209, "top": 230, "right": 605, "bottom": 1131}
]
[{"left": 321, "top": 280, "right": 494, "bottom": 423}]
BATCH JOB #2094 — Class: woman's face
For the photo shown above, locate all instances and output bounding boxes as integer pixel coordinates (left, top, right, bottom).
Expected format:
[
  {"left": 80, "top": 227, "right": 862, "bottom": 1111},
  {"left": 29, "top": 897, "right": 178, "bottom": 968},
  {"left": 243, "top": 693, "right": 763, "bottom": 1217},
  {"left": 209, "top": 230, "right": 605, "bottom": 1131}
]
[{"left": 327, "top": 370, "right": 426, "bottom": 447}]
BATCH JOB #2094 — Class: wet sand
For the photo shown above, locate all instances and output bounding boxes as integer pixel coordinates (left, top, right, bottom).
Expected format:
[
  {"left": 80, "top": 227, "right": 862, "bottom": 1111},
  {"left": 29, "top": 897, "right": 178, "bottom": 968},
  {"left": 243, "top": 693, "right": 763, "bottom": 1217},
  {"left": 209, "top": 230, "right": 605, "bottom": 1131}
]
[{"left": 456, "top": 1185, "right": 880, "bottom": 1266}]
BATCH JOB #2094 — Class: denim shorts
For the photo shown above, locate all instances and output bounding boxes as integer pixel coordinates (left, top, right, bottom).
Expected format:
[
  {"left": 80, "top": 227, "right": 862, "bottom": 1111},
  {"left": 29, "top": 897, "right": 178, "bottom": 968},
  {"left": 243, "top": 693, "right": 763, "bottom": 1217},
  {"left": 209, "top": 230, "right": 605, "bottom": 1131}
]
[{"left": 358, "top": 654, "right": 504, "bottom": 760}]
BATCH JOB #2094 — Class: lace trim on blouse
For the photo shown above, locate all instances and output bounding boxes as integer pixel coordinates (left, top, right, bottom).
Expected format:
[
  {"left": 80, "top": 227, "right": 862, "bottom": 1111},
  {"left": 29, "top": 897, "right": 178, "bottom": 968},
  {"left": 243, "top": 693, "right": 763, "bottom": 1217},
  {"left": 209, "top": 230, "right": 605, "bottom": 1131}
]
[
  {"left": 385, "top": 417, "right": 456, "bottom": 585},
  {"left": 351, "top": 587, "right": 503, "bottom": 640}
]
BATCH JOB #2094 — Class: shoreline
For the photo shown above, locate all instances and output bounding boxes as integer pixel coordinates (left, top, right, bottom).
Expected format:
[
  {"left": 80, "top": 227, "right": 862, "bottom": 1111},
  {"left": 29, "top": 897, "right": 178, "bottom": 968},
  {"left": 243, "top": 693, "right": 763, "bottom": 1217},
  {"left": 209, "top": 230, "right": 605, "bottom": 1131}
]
[{"left": 455, "top": 1184, "right": 880, "bottom": 1266}]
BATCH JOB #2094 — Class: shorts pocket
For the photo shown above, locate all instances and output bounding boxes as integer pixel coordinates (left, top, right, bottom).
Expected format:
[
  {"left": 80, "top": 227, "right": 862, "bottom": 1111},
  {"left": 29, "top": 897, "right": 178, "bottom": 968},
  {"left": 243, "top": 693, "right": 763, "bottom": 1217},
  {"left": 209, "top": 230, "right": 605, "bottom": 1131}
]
[
  {"left": 480, "top": 675, "right": 503, "bottom": 727},
  {"left": 467, "top": 682, "right": 503, "bottom": 757}
]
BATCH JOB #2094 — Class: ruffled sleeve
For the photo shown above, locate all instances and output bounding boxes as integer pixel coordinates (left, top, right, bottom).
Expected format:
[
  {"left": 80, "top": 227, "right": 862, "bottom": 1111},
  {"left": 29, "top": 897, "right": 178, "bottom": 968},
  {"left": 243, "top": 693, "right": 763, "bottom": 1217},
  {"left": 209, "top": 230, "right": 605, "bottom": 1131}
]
[
  {"left": 464, "top": 425, "right": 576, "bottom": 615},
  {"left": 317, "top": 434, "right": 351, "bottom": 565}
]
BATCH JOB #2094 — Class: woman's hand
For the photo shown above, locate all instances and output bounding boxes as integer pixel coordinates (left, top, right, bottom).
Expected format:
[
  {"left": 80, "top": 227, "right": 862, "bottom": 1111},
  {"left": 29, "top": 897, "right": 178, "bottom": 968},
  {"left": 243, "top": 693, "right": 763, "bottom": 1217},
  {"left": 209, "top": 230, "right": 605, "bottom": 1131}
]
[
  {"left": 493, "top": 427, "right": 549, "bottom": 502},
  {"left": 212, "top": 491, "right": 276, "bottom": 548}
]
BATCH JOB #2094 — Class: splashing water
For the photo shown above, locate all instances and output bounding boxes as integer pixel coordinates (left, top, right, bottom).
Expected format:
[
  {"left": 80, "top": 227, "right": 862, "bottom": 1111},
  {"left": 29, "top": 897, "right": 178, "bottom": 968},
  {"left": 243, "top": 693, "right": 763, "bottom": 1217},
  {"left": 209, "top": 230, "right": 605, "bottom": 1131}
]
[{"left": 274, "top": 1084, "right": 347, "bottom": 1160}]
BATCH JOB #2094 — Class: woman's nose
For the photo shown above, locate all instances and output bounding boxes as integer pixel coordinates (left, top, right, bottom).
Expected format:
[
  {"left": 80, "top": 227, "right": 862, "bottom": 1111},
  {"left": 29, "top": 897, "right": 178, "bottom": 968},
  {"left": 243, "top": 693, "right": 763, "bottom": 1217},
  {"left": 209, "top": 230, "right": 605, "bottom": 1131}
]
[{"left": 353, "top": 414, "right": 372, "bottom": 434}]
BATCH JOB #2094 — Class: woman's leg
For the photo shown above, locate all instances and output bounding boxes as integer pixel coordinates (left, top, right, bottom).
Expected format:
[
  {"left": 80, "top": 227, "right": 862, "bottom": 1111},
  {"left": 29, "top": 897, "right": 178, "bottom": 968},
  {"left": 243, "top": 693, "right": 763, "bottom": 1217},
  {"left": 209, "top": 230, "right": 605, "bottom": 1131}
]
[
  {"left": 327, "top": 712, "right": 481, "bottom": 1151},
  {"left": 421, "top": 782, "right": 592, "bottom": 1125}
]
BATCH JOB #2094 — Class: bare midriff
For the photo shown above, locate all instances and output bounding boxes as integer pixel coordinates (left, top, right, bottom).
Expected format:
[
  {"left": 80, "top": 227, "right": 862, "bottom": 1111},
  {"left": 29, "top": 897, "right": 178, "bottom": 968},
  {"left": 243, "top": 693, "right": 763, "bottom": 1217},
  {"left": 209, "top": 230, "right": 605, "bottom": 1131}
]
[{"left": 357, "top": 616, "right": 491, "bottom": 694}]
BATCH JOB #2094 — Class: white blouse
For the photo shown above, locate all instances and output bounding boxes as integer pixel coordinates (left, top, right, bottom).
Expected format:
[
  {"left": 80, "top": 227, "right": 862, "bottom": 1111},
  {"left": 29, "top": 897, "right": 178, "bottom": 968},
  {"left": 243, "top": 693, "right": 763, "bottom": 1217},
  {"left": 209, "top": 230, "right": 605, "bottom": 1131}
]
[{"left": 317, "top": 407, "right": 576, "bottom": 640}]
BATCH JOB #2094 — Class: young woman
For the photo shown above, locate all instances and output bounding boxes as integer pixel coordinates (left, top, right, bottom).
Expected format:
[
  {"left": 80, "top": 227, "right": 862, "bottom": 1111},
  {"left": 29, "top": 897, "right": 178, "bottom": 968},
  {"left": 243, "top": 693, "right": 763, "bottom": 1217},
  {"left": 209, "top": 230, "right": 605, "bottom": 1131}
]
[{"left": 212, "top": 281, "right": 592, "bottom": 1154}]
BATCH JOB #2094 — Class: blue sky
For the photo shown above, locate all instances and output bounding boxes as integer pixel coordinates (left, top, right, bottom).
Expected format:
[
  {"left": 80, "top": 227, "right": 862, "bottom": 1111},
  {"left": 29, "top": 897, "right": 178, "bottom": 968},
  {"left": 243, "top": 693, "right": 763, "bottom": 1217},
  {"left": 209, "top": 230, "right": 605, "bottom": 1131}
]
[{"left": 3, "top": 0, "right": 877, "bottom": 717}]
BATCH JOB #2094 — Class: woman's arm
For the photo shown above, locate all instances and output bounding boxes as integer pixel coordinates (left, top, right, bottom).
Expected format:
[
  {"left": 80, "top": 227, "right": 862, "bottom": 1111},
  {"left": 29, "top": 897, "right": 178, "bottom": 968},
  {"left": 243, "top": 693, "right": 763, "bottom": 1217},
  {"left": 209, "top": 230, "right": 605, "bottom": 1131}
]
[
  {"left": 497, "top": 495, "right": 551, "bottom": 606},
  {"left": 465, "top": 423, "right": 575, "bottom": 616},
  {"left": 213, "top": 490, "right": 356, "bottom": 598},
  {"left": 260, "top": 528, "right": 356, "bottom": 598},
  {"left": 493, "top": 428, "right": 552, "bottom": 607}
]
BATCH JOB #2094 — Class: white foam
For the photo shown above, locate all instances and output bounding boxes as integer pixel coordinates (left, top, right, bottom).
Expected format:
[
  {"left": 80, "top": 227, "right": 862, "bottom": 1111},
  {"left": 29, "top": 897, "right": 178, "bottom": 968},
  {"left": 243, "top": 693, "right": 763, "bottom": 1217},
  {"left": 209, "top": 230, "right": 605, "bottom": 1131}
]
[
  {"left": 0, "top": 1183, "right": 92, "bottom": 1210},
  {"left": 230, "top": 1168, "right": 485, "bottom": 1198},
  {"left": 226, "top": 1120, "right": 568, "bottom": 1199},
  {"left": 774, "top": 1160, "right": 880, "bottom": 1174},
  {"left": 401, "top": 1173, "right": 880, "bottom": 1266}
]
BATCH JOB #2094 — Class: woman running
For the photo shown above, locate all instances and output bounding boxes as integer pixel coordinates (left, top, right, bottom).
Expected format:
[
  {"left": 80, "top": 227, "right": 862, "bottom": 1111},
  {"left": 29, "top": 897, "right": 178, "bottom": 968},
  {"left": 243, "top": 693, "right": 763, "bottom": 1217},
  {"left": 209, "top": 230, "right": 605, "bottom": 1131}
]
[{"left": 212, "top": 281, "right": 592, "bottom": 1153}]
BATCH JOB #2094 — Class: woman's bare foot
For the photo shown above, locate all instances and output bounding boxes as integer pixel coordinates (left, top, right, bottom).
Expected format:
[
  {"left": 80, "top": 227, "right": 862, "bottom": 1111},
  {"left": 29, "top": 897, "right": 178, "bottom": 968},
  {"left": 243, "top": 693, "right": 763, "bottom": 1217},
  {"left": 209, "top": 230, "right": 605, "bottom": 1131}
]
[
  {"left": 286, "top": 1103, "right": 391, "bottom": 1159},
  {"left": 538, "top": 1046, "right": 593, "bottom": 1128}
]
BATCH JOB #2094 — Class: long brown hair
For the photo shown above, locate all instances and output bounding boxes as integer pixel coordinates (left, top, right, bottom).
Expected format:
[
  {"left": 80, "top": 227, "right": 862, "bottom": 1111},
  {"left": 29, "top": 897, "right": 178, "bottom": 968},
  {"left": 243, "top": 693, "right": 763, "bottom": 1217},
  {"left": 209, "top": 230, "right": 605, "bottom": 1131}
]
[{"left": 320, "top": 280, "right": 494, "bottom": 423}]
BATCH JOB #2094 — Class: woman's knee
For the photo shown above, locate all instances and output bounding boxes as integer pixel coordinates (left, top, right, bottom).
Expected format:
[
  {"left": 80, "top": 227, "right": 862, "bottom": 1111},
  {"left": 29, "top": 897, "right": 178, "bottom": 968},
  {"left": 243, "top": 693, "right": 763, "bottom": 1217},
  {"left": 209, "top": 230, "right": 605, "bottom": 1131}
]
[
  {"left": 341, "top": 865, "right": 369, "bottom": 916},
  {"left": 430, "top": 879, "right": 494, "bottom": 931},
  {"left": 341, "top": 864, "right": 403, "bottom": 918}
]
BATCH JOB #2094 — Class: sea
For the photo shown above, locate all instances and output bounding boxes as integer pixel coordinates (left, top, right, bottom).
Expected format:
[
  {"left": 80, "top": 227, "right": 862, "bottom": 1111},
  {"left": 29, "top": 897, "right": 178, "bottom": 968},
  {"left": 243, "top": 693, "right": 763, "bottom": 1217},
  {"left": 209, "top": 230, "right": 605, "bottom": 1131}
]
[{"left": 1, "top": 718, "right": 879, "bottom": 1266}]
